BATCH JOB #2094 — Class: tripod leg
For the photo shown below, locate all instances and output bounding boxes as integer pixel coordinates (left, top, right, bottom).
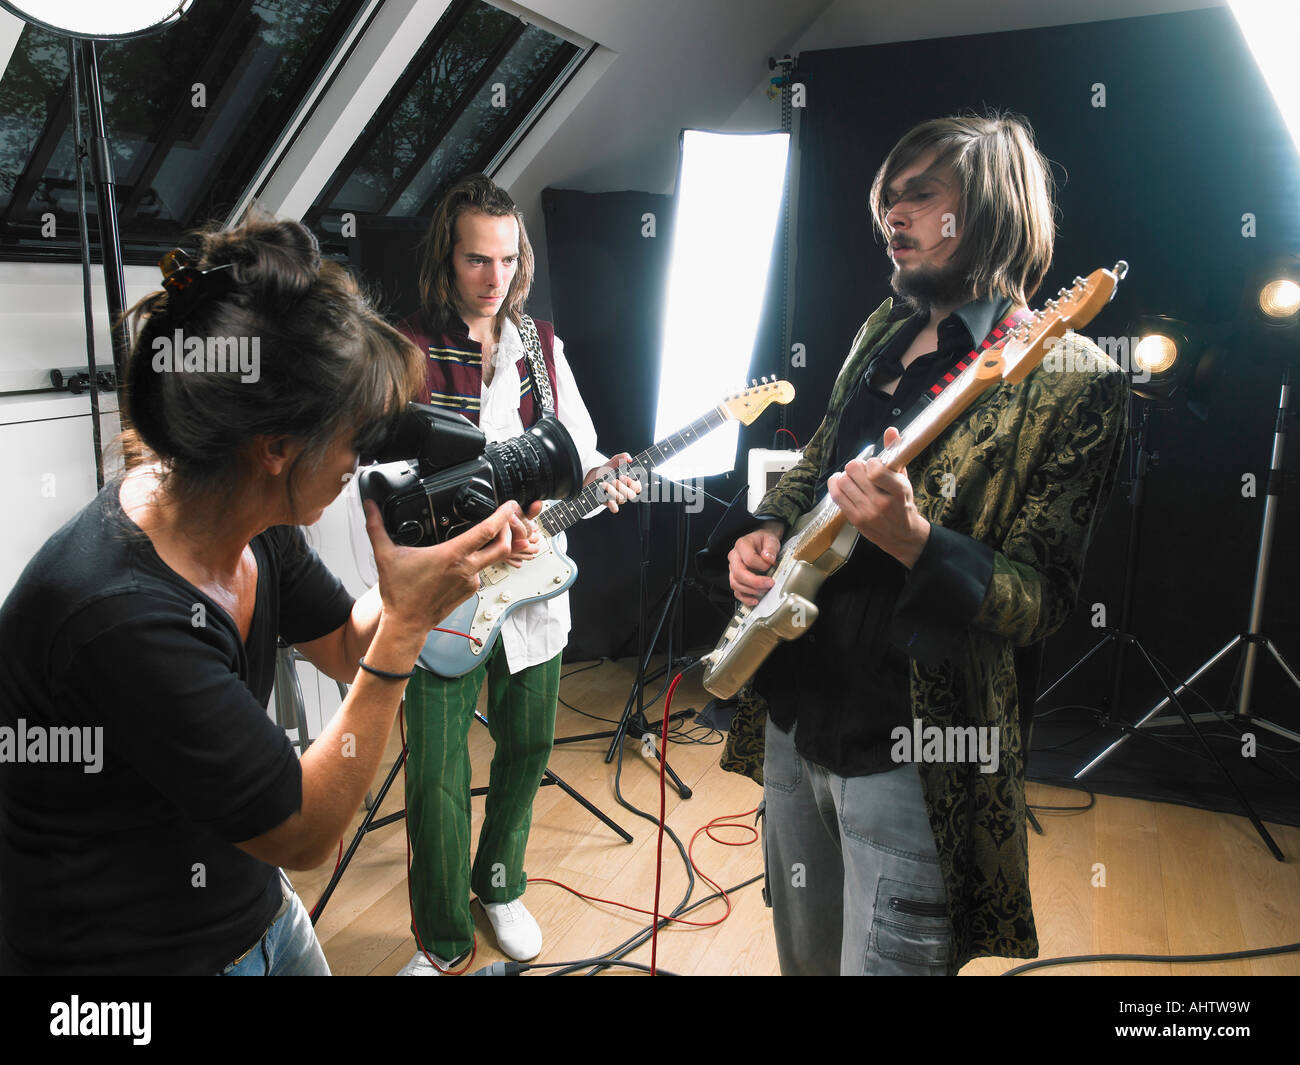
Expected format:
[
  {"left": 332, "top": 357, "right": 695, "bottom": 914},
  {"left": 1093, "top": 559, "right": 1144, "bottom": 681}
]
[
  {"left": 1266, "top": 640, "right": 1300, "bottom": 691},
  {"left": 539, "top": 768, "right": 633, "bottom": 842},
  {"left": 311, "top": 745, "right": 409, "bottom": 925},
  {"left": 1075, "top": 636, "right": 1241, "bottom": 778},
  {"left": 1036, "top": 633, "right": 1114, "bottom": 705},
  {"left": 1129, "top": 642, "right": 1284, "bottom": 861},
  {"left": 638, "top": 732, "right": 694, "bottom": 800}
]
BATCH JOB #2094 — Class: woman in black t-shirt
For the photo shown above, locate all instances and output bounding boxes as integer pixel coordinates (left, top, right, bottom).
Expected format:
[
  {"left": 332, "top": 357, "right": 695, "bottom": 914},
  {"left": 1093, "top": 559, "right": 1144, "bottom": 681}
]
[{"left": 0, "top": 212, "right": 531, "bottom": 975}]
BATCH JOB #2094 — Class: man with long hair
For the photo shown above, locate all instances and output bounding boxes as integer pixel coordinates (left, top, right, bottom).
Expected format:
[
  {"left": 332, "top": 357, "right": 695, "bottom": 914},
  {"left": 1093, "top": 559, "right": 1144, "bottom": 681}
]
[
  {"left": 725, "top": 114, "right": 1129, "bottom": 974},
  {"left": 396, "top": 174, "right": 639, "bottom": 973}
]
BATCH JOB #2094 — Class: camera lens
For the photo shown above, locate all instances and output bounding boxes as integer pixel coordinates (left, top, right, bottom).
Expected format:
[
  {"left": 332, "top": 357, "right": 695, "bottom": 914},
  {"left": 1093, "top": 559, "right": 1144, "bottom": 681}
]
[{"left": 483, "top": 415, "right": 583, "bottom": 506}]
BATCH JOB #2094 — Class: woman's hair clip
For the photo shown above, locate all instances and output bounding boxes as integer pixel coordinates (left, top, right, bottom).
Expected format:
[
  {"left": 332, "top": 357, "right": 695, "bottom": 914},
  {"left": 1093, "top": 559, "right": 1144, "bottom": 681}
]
[{"left": 159, "top": 248, "right": 236, "bottom": 318}]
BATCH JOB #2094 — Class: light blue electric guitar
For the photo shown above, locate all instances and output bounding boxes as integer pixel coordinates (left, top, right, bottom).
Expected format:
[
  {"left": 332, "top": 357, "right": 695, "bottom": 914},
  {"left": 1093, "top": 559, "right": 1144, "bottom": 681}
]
[{"left": 418, "top": 379, "right": 795, "bottom": 677}]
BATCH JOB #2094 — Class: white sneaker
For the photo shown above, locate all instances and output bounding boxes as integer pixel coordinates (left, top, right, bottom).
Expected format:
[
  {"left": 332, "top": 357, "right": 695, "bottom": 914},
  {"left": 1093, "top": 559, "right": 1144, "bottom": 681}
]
[
  {"left": 397, "top": 948, "right": 466, "bottom": 975},
  {"left": 481, "top": 899, "right": 542, "bottom": 961}
]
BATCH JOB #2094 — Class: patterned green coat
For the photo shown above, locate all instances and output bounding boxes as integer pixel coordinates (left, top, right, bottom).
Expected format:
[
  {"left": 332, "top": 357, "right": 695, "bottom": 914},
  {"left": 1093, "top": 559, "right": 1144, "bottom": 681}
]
[{"left": 721, "top": 297, "right": 1130, "bottom": 971}]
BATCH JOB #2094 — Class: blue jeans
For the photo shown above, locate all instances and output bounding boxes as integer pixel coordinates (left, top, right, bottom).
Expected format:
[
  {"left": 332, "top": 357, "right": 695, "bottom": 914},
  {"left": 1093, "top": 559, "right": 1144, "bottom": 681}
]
[
  {"left": 762, "top": 717, "right": 953, "bottom": 975},
  {"left": 220, "top": 874, "right": 330, "bottom": 976}
]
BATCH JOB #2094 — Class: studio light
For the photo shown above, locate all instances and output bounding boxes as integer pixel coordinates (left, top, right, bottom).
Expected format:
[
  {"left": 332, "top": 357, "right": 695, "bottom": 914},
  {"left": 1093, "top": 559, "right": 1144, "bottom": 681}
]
[
  {"left": 653, "top": 129, "right": 790, "bottom": 481},
  {"left": 1133, "top": 333, "right": 1178, "bottom": 376},
  {"left": 0, "top": 2, "right": 192, "bottom": 40},
  {"left": 1244, "top": 255, "right": 1300, "bottom": 333},
  {"left": 1258, "top": 278, "right": 1300, "bottom": 323},
  {"left": 1229, "top": 0, "right": 1300, "bottom": 157},
  {"left": 1128, "top": 315, "right": 1191, "bottom": 402}
]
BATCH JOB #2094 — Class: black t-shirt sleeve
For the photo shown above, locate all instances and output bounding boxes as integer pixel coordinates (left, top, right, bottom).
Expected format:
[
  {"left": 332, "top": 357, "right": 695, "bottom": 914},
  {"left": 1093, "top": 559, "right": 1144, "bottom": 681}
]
[
  {"left": 49, "top": 602, "right": 303, "bottom": 844},
  {"left": 264, "top": 525, "right": 356, "bottom": 645}
]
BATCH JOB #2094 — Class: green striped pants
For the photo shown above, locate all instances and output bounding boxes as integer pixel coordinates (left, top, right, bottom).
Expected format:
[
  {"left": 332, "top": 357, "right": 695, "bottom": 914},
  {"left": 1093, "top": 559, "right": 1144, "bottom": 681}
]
[{"left": 402, "top": 642, "right": 561, "bottom": 960}]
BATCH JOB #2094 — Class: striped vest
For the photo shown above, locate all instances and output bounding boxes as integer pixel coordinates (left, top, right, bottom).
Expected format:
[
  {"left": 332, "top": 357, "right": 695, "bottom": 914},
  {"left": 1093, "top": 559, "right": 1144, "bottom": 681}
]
[{"left": 398, "top": 310, "right": 558, "bottom": 427}]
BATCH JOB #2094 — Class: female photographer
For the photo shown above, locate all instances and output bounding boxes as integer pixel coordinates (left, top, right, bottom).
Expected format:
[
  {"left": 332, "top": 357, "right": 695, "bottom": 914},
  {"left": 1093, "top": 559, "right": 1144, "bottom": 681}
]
[{"left": 0, "top": 212, "right": 531, "bottom": 975}]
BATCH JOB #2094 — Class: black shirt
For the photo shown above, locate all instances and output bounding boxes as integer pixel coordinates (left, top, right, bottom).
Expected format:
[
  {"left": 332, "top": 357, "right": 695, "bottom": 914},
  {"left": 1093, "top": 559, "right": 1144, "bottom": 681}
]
[
  {"left": 761, "top": 296, "right": 1012, "bottom": 776},
  {"left": 0, "top": 477, "right": 354, "bottom": 974}
]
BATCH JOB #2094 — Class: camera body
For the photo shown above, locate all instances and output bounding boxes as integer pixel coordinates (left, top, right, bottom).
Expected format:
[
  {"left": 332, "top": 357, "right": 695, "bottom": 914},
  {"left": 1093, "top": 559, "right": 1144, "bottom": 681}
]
[{"left": 357, "top": 403, "right": 582, "bottom": 547}]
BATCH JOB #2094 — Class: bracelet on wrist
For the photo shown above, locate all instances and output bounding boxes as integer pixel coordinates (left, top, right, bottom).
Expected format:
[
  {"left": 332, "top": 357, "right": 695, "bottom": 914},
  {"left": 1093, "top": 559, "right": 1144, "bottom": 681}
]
[{"left": 358, "top": 657, "right": 416, "bottom": 681}]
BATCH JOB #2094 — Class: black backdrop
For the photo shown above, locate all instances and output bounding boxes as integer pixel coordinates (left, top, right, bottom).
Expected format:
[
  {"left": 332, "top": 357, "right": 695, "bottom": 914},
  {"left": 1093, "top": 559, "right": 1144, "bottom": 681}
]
[
  {"left": 787, "top": 6, "right": 1300, "bottom": 722},
  {"left": 543, "top": 6, "right": 1300, "bottom": 728}
]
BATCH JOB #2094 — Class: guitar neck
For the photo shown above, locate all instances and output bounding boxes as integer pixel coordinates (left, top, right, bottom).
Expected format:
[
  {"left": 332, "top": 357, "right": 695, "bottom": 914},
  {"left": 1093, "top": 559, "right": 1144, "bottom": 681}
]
[
  {"left": 538, "top": 405, "right": 730, "bottom": 535},
  {"left": 783, "top": 345, "right": 1014, "bottom": 563}
]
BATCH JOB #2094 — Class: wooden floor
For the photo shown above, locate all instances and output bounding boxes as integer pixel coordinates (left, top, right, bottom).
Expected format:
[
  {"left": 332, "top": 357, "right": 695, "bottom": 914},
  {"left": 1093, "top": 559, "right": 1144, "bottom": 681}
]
[{"left": 287, "top": 657, "right": 1300, "bottom": 976}]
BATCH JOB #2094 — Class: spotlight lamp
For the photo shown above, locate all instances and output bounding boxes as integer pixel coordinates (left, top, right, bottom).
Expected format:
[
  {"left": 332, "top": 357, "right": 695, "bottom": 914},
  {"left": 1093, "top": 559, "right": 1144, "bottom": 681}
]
[
  {"left": 1133, "top": 333, "right": 1178, "bottom": 376},
  {"left": 1128, "top": 315, "right": 1191, "bottom": 402},
  {"left": 1257, "top": 278, "right": 1300, "bottom": 324}
]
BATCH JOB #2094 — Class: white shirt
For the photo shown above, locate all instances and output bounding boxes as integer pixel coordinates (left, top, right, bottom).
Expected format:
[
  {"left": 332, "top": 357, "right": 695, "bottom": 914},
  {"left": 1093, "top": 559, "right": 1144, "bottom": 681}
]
[{"left": 479, "top": 318, "right": 605, "bottom": 674}]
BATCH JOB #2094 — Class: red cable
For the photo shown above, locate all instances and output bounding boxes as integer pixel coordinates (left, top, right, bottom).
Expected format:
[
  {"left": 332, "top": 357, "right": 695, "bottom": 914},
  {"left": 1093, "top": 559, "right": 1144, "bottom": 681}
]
[
  {"left": 308, "top": 839, "right": 345, "bottom": 920},
  {"left": 774, "top": 427, "right": 801, "bottom": 449},
  {"left": 650, "top": 671, "right": 684, "bottom": 975},
  {"left": 429, "top": 626, "right": 481, "bottom": 645}
]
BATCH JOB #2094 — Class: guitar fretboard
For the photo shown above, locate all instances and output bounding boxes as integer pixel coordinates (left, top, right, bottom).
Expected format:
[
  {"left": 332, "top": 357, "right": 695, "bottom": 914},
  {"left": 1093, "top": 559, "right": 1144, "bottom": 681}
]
[
  {"left": 784, "top": 312, "right": 1045, "bottom": 559},
  {"left": 538, "top": 405, "right": 729, "bottom": 535}
]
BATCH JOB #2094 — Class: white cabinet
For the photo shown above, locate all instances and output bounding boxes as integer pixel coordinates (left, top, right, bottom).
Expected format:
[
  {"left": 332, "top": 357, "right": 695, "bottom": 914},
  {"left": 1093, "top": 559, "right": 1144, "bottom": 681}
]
[{"left": 0, "top": 392, "right": 122, "bottom": 602}]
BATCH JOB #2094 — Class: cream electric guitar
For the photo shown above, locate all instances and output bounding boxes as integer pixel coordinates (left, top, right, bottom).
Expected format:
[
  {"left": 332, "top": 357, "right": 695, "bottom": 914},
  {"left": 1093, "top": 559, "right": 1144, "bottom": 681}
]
[
  {"left": 701, "top": 263, "right": 1129, "bottom": 699},
  {"left": 419, "top": 379, "right": 795, "bottom": 678}
]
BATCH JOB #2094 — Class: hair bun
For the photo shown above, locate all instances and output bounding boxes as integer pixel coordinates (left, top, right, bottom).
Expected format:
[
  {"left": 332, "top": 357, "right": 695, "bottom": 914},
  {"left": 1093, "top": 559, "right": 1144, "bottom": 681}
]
[{"left": 199, "top": 208, "right": 321, "bottom": 308}]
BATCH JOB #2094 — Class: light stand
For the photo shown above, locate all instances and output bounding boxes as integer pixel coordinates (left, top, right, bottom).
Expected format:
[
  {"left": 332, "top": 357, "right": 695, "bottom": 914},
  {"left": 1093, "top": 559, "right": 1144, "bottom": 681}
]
[
  {"left": 1075, "top": 367, "right": 1299, "bottom": 830},
  {"left": 1037, "top": 393, "right": 1285, "bottom": 859},
  {"left": 1037, "top": 397, "right": 1161, "bottom": 724},
  {"left": 550, "top": 483, "right": 696, "bottom": 800},
  {"left": 66, "top": 40, "right": 105, "bottom": 488},
  {"left": 0, "top": 1, "right": 197, "bottom": 483}
]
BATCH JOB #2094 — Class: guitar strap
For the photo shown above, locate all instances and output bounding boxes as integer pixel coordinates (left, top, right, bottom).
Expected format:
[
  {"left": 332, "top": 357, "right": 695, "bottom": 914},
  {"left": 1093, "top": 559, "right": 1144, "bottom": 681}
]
[
  {"left": 923, "top": 308, "right": 1034, "bottom": 402},
  {"left": 840, "top": 308, "right": 1034, "bottom": 469},
  {"left": 517, "top": 313, "right": 556, "bottom": 417}
]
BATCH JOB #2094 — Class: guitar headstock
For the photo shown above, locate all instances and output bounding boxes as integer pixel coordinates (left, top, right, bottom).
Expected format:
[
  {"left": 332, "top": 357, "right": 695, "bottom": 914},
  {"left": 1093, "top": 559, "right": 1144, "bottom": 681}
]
[
  {"left": 1000, "top": 261, "right": 1128, "bottom": 385},
  {"left": 720, "top": 378, "right": 796, "bottom": 425}
]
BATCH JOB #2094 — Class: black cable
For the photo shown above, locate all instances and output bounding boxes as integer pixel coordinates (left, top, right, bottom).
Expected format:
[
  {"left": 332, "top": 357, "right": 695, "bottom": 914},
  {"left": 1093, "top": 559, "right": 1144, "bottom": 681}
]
[
  {"left": 557, "top": 658, "right": 634, "bottom": 725},
  {"left": 667, "top": 723, "right": 722, "bottom": 746},
  {"left": 1002, "top": 940, "right": 1300, "bottom": 975},
  {"left": 1031, "top": 702, "right": 1107, "bottom": 721},
  {"left": 546, "top": 874, "right": 766, "bottom": 976},
  {"left": 490, "top": 957, "right": 680, "bottom": 976},
  {"left": 1032, "top": 727, "right": 1108, "bottom": 753},
  {"left": 1028, "top": 789, "right": 1096, "bottom": 814},
  {"left": 557, "top": 697, "right": 620, "bottom": 725},
  {"left": 560, "top": 660, "right": 606, "bottom": 681}
]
